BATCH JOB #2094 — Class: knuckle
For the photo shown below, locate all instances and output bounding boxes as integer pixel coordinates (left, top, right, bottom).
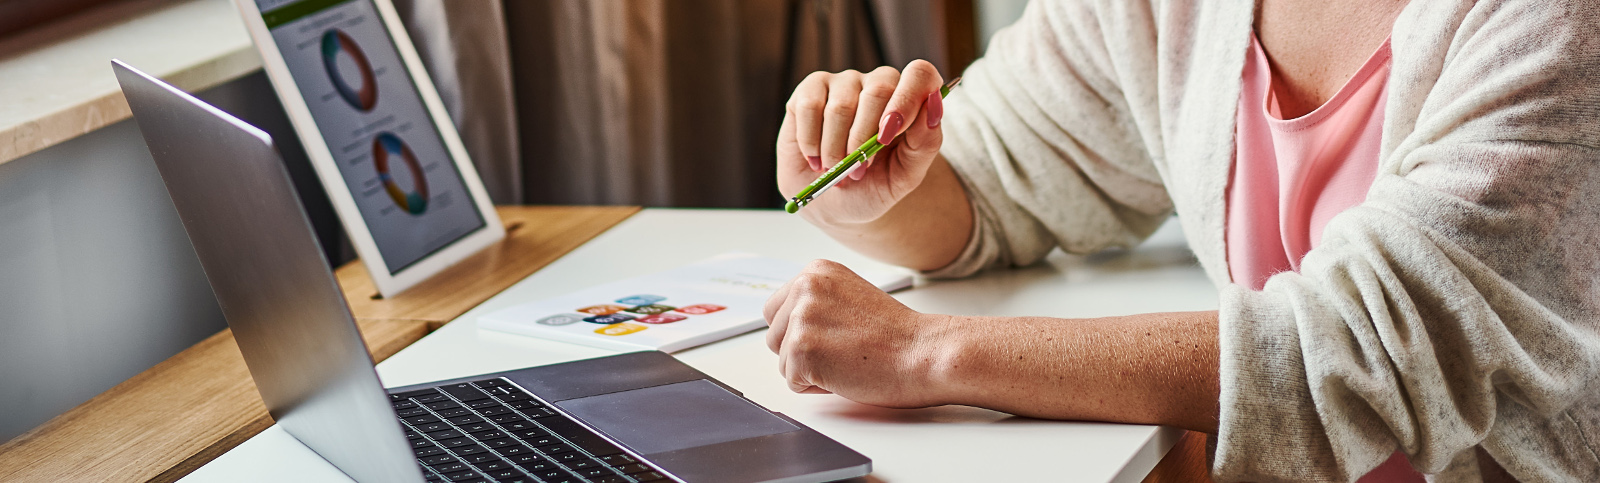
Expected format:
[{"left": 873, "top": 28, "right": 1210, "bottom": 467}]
[
  {"left": 825, "top": 100, "right": 857, "bottom": 119},
  {"left": 804, "top": 70, "right": 832, "bottom": 83},
  {"left": 793, "top": 273, "right": 822, "bottom": 293},
  {"left": 794, "top": 96, "right": 826, "bottom": 114},
  {"left": 860, "top": 83, "right": 896, "bottom": 104}
]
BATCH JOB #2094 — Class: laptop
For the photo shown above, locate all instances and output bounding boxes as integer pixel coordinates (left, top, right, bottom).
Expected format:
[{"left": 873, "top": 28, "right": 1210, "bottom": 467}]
[{"left": 113, "top": 61, "right": 870, "bottom": 483}]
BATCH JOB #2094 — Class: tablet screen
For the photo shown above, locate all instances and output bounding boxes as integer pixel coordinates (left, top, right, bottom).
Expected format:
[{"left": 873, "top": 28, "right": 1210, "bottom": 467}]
[{"left": 256, "top": 0, "right": 485, "bottom": 273}]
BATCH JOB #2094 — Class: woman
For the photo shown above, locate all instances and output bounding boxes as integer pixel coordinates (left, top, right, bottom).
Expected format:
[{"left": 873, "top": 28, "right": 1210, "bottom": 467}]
[{"left": 762, "top": 0, "right": 1600, "bottom": 480}]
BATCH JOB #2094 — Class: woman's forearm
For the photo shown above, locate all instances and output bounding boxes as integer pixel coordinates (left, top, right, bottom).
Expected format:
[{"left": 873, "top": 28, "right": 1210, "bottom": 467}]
[
  {"left": 927, "top": 311, "right": 1222, "bottom": 433},
  {"left": 812, "top": 155, "right": 973, "bottom": 271}
]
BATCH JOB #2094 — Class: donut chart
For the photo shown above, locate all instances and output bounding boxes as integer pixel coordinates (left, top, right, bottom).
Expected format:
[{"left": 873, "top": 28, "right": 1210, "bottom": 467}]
[
  {"left": 372, "top": 132, "right": 429, "bottom": 215},
  {"left": 321, "top": 29, "right": 377, "bottom": 111}
]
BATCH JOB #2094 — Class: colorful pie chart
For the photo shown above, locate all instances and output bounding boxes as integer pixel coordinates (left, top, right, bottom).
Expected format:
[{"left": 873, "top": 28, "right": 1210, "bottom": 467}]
[
  {"left": 321, "top": 29, "right": 377, "bottom": 111},
  {"left": 372, "top": 132, "right": 429, "bottom": 215}
]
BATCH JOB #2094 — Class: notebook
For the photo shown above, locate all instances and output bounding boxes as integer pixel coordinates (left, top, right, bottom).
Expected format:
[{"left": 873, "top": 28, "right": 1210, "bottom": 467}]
[{"left": 479, "top": 254, "right": 913, "bottom": 352}]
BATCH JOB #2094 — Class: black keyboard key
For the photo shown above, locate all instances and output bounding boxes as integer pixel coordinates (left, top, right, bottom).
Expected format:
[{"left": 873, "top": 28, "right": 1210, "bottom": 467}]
[
  {"left": 452, "top": 444, "right": 490, "bottom": 456},
  {"left": 520, "top": 407, "right": 557, "bottom": 419},
  {"left": 573, "top": 466, "right": 618, "bottom": 479},
  {"left": 537, "top": 444, "right": 574, "bottom": 455},
  {"left": 414, "top": 393, "right": 451, "bottom": 404},
  {"left": 469, "top": 430, "right": 507, "bottom": 441},
  {"left": 412, "top": 439, "right": 438, "bottom": 449},
  {"left": 482, "top": 438, "right": 521, "bottom": 449},
  {"left": 427, "top": 429, "right": 465, "bottom": 440},
  {"left": 428, "top": 400, "right": 465, "bottom": 411},
  {"left": 429, "top": 461, "right": 471, "bottom": 474},
  {"left": 489, "top": 413, "right": 527, "bottom": 424},
  {"left": 590, "top": 476, "right": 630, "bottom": 483},
  {"left": 517, "top": 435, "right": 561, "bottom": 448},
  {"left": 449, "top": 415, "right": 485, "bottom": 425},
  {"left": 538, "top": 417, "right": 623, "bottom": 456},
  {"left": 392, "top": 389, "right": 440, "bottom": 401},
  {"left": 393, "top": 400, "right": 419, "bottom": 410},
  {"left": 497, "top": 392, "right": 533, "bottom": 402},
  {"left": 551, "top": 452, "right": 586, "bottom": 464},
  {"left": 598, "top": 454, "right": 636, "bottom": 466},
  {"left": 527, "top": 468, "right": 574, "bottom": 481},
  {"left": 442, "top": 383, "right": 493, "bottom": 402},
  {"left": 420, "top": 454, "right": 458, "bottom": 466},
  {"left": 482, "top": 468, "right": 527, "bottom": 480},
  {"left": 441, "top": 469, "right": 481, "bottom": 481},
  {"left": 415, "top": 422, "right": 452, "bottom": 433},
  {"left": 468, "top": 400, "right": 505, "bottom": 409},
  {"left": 436, "top": 407, "right": 473, "bottom": 418},
  {"left": 561, "top": 458, "right": 600, "bottom": 470},
  {"left": 405, "top": 415, "right": 442, "bottom": 425},
  {"left": 516, "top": 459, "right": 560, "bottom": 473},
  {"left": 414, "top": 446, "right": 447, "bottom": 458},
  {"left": 613, "top": 463, "right": 652, "bottom": 475},
  {"left": 438, "top": 437, "right": 477, "bottom": 448},
  {"left": 505, "top": 452, "right": 547, "bottom": 465},
  {"left": 404, "top": 428, "right": 423, "bottom": 440},
  {"left": 423, "top": 471, "right": 446, "bottom": 482},
  {"left": 397, "top": 407, "right": 431, "bottom": 417},
  {"left": 506, "top": 400, "right": 544, "bottom": 410},
  {"left": 631, "top": 471, "right": 667, "bottom": 482},
  {"left": 473, "top": 458, "right": 512, "bottom": 471},
  {"left": 496, "top": 444, "right": 534, "bottom": 456},
  {"left": 462, "top": 452, "right": 502, "bottom": 464},
  {"left": 479, "top": 406, "right": 514, "bottom": 416},
  {"left": 500, "top": 420, "right": 539, "bottom": 432},
  {"left": 507, "top": 428, "right": 550, "bottom": 440},
  {"left": 459, "top": 421, "right": 497, "bottom": 433},
  {"left": 473, "top": 378, "right": 509, "bottom": 388}
]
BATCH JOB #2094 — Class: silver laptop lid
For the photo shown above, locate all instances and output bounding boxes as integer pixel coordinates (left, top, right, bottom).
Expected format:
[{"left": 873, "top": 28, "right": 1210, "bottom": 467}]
[{"left": 113, "top": 60, "right": 423, "bottom": 483}]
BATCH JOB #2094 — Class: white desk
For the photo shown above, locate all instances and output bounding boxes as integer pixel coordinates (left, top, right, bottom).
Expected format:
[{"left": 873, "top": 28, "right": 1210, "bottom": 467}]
[{"left": 181, "top": 209, "right": 1219, "bottom": 482}]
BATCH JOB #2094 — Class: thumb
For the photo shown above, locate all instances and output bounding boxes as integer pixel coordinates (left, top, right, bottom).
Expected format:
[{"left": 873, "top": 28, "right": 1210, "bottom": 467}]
[{"left": 871, "top": 59, "right": 943, "bottom": 156}]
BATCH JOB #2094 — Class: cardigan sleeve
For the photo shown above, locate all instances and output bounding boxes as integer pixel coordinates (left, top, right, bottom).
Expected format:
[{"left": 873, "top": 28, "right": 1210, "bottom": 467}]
[
  {"left": 924, "top": 0, "right": 1173, "bottom": 279},
  {"left": 1213, "top": 1, "right": 1600, "bottom": 481}
]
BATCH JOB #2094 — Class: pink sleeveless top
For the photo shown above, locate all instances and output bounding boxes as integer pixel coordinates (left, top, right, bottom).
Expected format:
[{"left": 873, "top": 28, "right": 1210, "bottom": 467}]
[
  {"left": 1227, "top": 34, "right": 1390, "bottom": 290},
  {"left": 1228, "top": 35, "right": 1423, "bottom": 481}
]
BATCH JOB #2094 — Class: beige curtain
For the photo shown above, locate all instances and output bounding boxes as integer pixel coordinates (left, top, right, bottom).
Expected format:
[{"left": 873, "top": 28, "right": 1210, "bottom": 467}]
[
  {"left": 398, "top": 0, "right": 953, "bottom": 208},
  {"left": 392, "top": 0, "right": 523, "bottom": 204}
]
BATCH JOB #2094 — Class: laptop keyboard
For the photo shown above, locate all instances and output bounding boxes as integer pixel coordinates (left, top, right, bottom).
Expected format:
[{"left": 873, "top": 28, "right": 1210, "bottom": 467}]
[{"left": 390, "top": 378, "right": 672, "bottom": 483}]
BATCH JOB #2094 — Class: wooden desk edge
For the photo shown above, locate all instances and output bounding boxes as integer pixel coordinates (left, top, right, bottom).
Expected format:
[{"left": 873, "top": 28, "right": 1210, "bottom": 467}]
[{"left": 0, "top": 206, "right": 640, "bottom": 483}]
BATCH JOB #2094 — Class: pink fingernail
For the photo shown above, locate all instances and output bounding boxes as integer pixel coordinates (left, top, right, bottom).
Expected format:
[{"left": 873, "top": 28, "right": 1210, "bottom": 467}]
[
  {"left": 849, "top": 164, "right": 865, "bottom": 180},
  {"left": 878, "top": 111, "right": 904, "bottom": 144},
  {"left": 807, "top": 155, "right": 822, "bottom": 171},
  {"left": 926, "top": 92, "right": 944, "bottom": 128}
]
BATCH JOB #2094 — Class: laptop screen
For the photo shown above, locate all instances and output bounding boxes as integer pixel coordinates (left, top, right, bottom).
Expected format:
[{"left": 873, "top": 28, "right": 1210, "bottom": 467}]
[{"left": 256, "top": 0, "right": 486, "bottom": 274}]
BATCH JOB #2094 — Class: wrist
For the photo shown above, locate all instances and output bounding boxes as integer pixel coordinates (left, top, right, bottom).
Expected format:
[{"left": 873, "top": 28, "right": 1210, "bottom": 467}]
[{"left": 903, "top": 313, "right": 969, "bottom": 406}]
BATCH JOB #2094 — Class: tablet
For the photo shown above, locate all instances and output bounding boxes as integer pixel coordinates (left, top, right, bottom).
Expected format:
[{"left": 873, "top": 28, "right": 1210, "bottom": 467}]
[{"left": 234, "top": 0, "right": 504, "bottom": 297}]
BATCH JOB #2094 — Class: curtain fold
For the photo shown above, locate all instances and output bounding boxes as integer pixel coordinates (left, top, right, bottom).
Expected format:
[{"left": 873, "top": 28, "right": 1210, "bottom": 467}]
[{"left": 392, "top": 0, "right": 522, "bottom": 204}]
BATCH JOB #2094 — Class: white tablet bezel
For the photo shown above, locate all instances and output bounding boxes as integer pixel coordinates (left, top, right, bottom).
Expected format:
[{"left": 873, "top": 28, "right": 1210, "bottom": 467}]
[{"left": 232, "top": 0, "right": 505, "bottom": 298}]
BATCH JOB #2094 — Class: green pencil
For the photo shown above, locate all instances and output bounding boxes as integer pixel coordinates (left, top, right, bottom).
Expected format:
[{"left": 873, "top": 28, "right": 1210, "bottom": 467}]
[{"left": 784, "top": 77, "right": 961, "bottom": 214}]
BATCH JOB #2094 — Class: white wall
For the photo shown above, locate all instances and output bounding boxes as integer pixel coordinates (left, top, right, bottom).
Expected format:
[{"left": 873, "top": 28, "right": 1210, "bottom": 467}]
[{"left": 0, "top": 71, "right": 346, "bottom": 442}]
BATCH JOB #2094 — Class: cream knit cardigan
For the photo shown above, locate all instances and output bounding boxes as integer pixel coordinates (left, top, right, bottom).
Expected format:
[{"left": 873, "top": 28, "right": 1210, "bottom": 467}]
[{"left": 930, "top": 0, "right": 1600, "bottom": 481}]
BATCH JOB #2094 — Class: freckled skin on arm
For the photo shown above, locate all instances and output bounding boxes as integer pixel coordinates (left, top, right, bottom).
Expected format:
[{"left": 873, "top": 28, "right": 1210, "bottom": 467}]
[{"left": 930, "top": 311, "right": 1222, "bottom": 433}]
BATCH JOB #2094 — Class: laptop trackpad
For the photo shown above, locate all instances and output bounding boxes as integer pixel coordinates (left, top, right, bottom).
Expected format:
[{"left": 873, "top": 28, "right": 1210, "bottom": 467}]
[{"left": 555, "top": 379, "right": 799, "bottom": 455}]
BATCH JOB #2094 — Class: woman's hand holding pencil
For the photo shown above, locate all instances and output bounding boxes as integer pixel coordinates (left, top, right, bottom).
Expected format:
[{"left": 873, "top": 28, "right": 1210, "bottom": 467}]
[{"left": 776, "top": 60, "right": 949, "bottom": 225}]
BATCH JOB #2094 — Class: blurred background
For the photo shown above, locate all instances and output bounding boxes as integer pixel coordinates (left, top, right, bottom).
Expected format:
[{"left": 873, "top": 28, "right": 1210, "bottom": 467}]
[{"left": 0, "top": 0, "right": 1028, "bottom": 443}]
